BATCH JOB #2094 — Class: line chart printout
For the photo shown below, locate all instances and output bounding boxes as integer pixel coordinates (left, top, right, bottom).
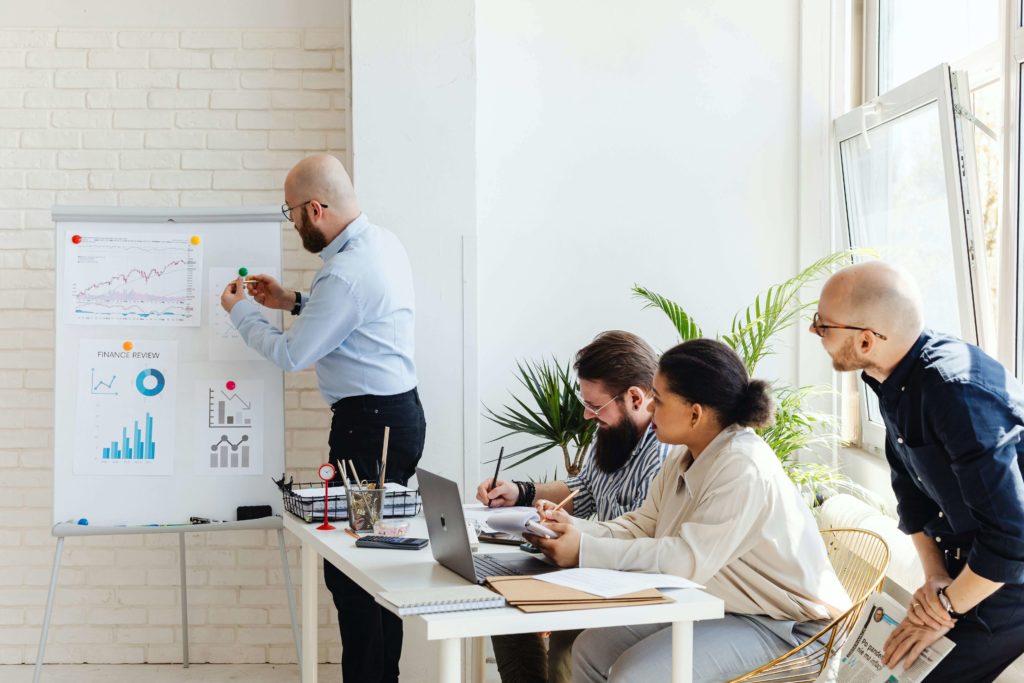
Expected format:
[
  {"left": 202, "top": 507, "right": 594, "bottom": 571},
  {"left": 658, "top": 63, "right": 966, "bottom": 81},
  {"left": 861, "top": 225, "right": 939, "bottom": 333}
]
[
  {"left": 194, "top": 378, "right": 264, "bottom": 475},
  {"left": 208, "top": 265, "right": 279, "bottom": 361},
  {"left": 74, "top": 339, "right": 178, "bottom": 476},
  {"left": 64, "top": 231, "right": 203, "bottom": 326}
]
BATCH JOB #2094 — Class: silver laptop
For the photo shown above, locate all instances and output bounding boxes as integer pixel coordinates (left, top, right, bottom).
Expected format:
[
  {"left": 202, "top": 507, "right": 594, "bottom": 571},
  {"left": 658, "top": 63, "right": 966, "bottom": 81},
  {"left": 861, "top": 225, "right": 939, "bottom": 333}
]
[{"left": 416, "top": 467, "right": 557, "bottom": 585}]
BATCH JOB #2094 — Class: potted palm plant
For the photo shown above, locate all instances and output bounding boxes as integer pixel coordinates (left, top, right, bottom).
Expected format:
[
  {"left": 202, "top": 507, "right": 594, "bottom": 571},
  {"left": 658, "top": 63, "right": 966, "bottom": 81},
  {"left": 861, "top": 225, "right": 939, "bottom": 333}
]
[
  {"left": 632, "top": 249, "right": 871, "bottom": 504},
  {"left": 483, "top": 359, "right": 596, "bottom": 477}
]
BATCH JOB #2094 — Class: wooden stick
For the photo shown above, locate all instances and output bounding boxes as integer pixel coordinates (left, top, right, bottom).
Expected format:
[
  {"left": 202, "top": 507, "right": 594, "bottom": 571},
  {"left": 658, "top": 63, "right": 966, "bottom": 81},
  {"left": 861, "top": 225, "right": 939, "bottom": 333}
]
[
  {"left": 345, "top": 459, "right": 361, "bottom": 487},
  {"left": 379, "top": 426, "right": 390, "bottom": 488}
]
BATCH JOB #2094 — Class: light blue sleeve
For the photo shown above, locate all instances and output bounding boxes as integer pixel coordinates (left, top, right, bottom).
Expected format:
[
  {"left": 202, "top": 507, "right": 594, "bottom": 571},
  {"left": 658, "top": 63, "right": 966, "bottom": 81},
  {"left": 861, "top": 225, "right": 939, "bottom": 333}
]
[{"left": 228, "top": 274, "right": 363, "bottom": 372}]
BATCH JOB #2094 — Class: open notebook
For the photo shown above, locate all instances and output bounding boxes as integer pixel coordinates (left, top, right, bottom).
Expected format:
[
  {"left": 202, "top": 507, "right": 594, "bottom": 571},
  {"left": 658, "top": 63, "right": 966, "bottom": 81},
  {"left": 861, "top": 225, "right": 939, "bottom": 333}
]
[{"left": 378, "top": 585, "right": 506, "bottom": 616}]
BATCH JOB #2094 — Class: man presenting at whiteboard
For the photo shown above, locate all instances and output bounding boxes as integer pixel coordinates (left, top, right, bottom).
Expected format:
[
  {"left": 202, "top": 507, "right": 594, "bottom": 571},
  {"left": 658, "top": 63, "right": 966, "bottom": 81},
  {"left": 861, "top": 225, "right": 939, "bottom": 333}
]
[{"left": 220, "top": 153, "right": 426, "bottom": 683}]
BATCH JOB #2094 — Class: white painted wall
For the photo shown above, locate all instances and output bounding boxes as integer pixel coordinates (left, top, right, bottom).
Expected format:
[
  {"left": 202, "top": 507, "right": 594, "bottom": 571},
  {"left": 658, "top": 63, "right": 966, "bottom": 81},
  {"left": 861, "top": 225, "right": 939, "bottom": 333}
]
[{"left": 476, "top": 1, "right": 803, "bottom": 481}]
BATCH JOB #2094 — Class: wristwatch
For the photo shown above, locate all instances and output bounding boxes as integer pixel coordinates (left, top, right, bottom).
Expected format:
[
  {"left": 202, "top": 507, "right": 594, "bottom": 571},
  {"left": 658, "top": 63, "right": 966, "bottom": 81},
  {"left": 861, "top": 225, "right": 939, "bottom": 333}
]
[
  {"left": 936, "top": 586, "right": 967, "bottom": 619},
  {"left": 290, "top": 291, "right": 302, "bottom": 316}
]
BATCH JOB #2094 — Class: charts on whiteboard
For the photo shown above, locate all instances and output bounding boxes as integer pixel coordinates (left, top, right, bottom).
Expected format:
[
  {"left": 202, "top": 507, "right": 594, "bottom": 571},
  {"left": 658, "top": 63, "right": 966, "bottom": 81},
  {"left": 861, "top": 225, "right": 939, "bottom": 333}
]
[
  {"left": 65, "top": 232, "right": 203, "bottom": 326},
  {"left": 208, "top": 265, "right": 279, "bottom": 361},
  {"left": 195, "top": 378, "right": 264, "bottom": 476},
  {"left": 74, "top": 339, "right": 178, "bottom": 476}
]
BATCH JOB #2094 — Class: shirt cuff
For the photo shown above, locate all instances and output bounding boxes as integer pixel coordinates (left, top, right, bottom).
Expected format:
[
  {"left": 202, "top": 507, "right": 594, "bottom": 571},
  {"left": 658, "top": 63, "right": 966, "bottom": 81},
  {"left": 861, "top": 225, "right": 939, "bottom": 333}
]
[
  {"left": 229, "top": 299, "right": 261, "bottom": 328},
  {"left": 967, "top": 543, "right": 1024, "bottom": 584}
]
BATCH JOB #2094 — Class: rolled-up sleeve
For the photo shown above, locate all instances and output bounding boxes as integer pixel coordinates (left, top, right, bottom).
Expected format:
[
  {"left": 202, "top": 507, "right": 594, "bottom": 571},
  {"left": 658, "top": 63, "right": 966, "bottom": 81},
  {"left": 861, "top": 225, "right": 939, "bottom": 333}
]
[
  {"left": 230, "top": 274, "right": 363, "bottom": 372},
  {"left": 932, "top": 383, "right": 1024, "bottom": 584}
]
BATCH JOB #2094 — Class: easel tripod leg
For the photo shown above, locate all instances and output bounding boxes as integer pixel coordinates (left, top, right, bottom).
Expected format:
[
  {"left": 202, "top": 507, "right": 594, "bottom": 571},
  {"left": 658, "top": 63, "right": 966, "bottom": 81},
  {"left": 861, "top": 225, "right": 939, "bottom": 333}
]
[
  {"left": 179, "top": 532, "right": 189, "bottom": 668},
  {"left": 33, "top": 536, "right": 64, "bottom": 683}
]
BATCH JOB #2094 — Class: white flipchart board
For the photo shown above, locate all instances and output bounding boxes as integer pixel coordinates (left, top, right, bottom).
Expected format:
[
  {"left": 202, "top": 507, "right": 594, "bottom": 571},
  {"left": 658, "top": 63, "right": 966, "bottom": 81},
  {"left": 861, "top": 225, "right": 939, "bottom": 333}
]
[{"left": 52, "top": 207, "right": 286, "bottom": 527}]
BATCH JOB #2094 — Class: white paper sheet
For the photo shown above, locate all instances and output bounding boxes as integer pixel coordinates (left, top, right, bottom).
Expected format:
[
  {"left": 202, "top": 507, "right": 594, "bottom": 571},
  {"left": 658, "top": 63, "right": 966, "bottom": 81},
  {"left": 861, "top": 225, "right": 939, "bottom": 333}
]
[
  {"left": 535, "top": 568, "right": 703, "bottom": 598},
  {"left": 292, "top": 481, "right": 412, "bottom": 498}
]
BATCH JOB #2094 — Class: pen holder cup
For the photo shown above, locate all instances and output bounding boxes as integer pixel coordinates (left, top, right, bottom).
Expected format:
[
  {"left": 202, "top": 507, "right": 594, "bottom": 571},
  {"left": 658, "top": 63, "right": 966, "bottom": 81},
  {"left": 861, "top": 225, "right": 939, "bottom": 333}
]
[{"left": 346, "top": 485, "right": 384, "bottom": 533}]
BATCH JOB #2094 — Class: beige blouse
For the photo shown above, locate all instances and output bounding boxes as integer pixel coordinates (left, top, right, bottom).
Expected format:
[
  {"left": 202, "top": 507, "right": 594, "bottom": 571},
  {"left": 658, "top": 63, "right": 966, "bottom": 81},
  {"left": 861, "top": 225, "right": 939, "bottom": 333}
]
[{"left": 576, "top": 424, "right": 851, "bottom": 622}]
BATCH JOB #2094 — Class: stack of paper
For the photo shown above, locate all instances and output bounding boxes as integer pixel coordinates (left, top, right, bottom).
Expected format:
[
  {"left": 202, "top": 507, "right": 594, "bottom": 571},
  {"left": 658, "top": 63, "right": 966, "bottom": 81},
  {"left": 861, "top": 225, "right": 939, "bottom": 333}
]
[
  {"left": 379, "top": 585, "right": 506, "bottom": 616},
  {"left": 487, "top": 575, "right": 672, "bottom": 613}
]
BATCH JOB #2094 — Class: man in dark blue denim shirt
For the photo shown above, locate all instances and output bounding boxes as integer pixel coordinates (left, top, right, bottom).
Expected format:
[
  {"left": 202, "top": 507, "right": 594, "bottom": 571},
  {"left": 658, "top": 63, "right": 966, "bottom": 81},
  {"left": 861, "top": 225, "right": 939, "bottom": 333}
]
[{"left": 813, "top": 261, "right": 1024, "bottom": 682}]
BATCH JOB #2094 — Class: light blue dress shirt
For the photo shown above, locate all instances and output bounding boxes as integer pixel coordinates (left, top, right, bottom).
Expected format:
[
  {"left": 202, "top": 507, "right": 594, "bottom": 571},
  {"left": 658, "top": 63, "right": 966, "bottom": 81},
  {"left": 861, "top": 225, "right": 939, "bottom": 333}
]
[{"left": 229, "top": 213, "right": 418, "bottom": 405}]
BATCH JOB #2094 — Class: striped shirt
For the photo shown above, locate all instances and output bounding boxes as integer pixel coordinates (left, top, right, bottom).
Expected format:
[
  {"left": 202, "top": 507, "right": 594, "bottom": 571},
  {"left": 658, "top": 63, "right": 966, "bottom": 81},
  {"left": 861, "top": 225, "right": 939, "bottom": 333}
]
[{"left": 563, "top": 423, "right": 668, "bottom": 522}]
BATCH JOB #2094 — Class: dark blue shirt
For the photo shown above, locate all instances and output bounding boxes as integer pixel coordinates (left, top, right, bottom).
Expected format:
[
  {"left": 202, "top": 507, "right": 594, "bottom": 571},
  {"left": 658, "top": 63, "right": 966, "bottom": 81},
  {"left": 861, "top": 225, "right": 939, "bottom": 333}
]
[{"left": 862, "top": 330, "right": 1024, "bottom": 585}]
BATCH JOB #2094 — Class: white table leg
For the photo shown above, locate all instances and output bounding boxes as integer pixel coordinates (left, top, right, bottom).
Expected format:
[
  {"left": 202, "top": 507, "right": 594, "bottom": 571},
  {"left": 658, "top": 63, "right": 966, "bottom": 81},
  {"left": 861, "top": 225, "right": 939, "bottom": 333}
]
[
  {"left": 472, "top": 636, "right": 486, "bottom": 683},
  {"left": 439, "top": 637, "right": 461, "bottom": 683},
  {"left": 301, "top": 543, "right": 318, "bottom": 683},
  {"left": 671, "top": 621, "right": 693, "bottom": 683}
]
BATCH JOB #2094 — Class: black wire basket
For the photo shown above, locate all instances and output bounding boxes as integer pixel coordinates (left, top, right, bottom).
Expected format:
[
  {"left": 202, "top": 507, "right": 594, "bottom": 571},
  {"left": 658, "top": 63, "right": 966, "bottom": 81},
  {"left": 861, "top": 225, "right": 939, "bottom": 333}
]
[{"left": 282, "top": 482, "right": 421, "bottom": 523}]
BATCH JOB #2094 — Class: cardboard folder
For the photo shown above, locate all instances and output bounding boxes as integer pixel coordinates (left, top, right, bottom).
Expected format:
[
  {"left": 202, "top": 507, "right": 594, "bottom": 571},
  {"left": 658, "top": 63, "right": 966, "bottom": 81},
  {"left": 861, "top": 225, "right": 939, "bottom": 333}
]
[{"left": 485, "top": 575, "right": 673, "bottom": 612}]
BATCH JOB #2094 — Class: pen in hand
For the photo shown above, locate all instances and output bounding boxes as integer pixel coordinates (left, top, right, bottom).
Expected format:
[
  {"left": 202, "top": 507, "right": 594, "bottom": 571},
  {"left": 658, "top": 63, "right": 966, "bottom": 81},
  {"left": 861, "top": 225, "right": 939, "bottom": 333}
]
[
  {"left": 487, "top": 446, "right": 504, "bottom": 508},
  {"left": 541, "top": 488, "right": 580, "bottom": 521}
]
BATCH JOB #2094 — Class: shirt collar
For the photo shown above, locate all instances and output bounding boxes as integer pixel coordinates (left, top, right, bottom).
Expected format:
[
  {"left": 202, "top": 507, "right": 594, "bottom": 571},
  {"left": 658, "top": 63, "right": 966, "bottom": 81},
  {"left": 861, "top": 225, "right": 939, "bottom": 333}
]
[
  {"left": 319, "top": 213, "right": 369, "bottom": 262},
  {"left": 676, "top": 423, "right": 747, "bottom": 487},
  {"left": 861, "top": 329, "right": 931, "bottom": 397}
]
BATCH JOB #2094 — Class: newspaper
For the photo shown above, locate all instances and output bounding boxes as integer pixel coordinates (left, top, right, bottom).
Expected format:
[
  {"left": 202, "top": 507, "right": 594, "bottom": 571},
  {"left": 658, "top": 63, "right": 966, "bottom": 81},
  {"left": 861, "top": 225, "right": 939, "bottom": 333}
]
[{"left": 824, "top": 592, "right": 954, "bottom": 683}]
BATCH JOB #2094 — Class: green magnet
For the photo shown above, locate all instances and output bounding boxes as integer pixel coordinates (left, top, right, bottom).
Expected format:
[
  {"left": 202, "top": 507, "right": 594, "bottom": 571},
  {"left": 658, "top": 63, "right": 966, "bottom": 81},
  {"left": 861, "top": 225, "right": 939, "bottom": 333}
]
[{"left": 238, "top": 267, "right": 248, "bottom": 277}]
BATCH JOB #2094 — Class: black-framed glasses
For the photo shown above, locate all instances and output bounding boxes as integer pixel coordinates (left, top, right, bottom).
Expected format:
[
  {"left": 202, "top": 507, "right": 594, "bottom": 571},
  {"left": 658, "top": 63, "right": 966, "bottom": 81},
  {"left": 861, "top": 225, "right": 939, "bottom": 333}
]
[
  {"left": 811, "top": 312, "right": 888, "bottom": 340},
  {"left": 281, "top": 200, "right": 328, "bottom": 223}
]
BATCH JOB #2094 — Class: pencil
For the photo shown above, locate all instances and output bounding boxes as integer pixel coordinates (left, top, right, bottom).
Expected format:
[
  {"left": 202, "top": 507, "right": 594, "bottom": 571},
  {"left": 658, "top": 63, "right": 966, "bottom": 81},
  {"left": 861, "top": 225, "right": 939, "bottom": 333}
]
[
  {"left": 343, "top": 527, "right": 360, "bottom": 540},
  {"left": 549, "top": 488, "right": 580, "bottom": 514},
  {"left": 379, "top": 426, "right": 390, "bottom": 488},
  {"left": 345, "top": 459, "right": 361, "bottom": 487},
  {"left": 487, "top": 446, "right": 505, "bottom": 507}
]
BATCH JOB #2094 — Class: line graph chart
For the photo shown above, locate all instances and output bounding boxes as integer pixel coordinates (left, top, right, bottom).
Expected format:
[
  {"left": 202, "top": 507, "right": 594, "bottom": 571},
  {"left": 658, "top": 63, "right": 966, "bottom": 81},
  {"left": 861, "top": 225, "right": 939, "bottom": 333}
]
[
  {"left": 90, "top": 368, "right": 117, "bottom": 395},
  {"left": 65, "top": 233, "right": 203, "bottom": 326}
]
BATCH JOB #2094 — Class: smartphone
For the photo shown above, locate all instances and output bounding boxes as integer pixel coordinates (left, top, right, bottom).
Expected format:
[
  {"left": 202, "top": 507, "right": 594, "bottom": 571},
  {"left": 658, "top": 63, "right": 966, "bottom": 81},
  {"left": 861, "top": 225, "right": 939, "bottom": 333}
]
[
  {"left": 478, "top": 531, "right": 523, "bottom": 546},
  {"left": 525, "top": 520, "right": 560, "bottom": 539},
  {"left": 354, "top": 536, "right": 429, "bottom": 550}
]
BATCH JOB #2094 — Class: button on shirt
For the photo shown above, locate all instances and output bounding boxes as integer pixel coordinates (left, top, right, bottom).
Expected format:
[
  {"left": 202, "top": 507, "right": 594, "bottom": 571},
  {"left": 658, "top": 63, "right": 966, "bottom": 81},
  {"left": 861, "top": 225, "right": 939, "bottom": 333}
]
[
  {"left": 575, "top": 425, "right": 851, "bottom": 621},
  {"left": 563, "top": 423, "right": 668, "bottom": 522},
  {"left": 229, "top": 214, "right": 417, "bottom": 404},
  {"left": 862, "top": 330, "right": 1024, "bottom": 585}
]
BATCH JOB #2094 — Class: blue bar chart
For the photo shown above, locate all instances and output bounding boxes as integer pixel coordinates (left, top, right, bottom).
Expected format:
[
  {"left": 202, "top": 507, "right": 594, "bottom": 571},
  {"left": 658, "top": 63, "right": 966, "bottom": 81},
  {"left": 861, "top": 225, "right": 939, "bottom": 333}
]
[{"left": 101, "top": 412, "right": 156, "bottom": 460}]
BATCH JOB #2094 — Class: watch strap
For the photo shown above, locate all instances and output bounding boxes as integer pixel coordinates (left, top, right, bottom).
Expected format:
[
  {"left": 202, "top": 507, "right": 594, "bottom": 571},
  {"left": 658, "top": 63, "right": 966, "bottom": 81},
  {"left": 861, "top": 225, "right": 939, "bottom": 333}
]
[
  {"left": 290, "top": 290, "right": 302, "bottom": 316},
  {"left": 937, "top": 586, "right": 966, "bottom": 619}
]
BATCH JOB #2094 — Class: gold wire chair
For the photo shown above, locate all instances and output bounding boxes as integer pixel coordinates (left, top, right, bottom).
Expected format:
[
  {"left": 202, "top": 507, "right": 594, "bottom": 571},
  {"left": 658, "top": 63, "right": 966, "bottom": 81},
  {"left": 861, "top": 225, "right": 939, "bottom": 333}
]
[{"left": 728, "top": 528, "right": 891, "bottom": 683}]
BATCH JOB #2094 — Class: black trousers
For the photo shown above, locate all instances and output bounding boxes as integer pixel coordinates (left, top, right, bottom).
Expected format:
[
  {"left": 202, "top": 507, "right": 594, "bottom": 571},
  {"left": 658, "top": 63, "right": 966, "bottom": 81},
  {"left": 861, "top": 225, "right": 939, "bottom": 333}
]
[
  {"left": 323, "top": 388, "right": 426, "bottom": 683},
  {"left": 924, "top": 543, "right": 1024, "bottom": 683}
]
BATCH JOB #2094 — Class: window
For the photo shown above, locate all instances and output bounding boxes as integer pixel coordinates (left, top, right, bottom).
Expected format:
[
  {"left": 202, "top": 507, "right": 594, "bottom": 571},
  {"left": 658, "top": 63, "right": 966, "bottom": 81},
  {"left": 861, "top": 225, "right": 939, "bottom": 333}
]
[{"left": 834, "top": 65, "right": 990, "bottom": 454}]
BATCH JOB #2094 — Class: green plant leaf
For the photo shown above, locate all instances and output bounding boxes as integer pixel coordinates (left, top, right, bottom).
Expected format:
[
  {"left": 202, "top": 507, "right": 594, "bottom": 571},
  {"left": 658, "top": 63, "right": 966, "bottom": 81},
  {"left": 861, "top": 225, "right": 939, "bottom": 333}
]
[{"left": 631, "top": 285, "right": 703, "bottom": 341}]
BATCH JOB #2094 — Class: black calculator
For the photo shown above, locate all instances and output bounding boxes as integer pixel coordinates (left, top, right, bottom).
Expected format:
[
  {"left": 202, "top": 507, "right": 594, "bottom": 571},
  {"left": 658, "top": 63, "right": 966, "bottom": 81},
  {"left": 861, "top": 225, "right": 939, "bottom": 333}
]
[{"left": 354, "top": 535, "right": 429, "bottom": 550}]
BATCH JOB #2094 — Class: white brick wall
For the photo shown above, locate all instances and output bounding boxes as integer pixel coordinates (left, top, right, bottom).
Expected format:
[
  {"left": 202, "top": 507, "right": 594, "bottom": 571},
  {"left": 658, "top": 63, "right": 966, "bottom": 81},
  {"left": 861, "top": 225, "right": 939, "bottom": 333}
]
[{"left": 0, "top": 25, "right": 350, "bottom": 665}]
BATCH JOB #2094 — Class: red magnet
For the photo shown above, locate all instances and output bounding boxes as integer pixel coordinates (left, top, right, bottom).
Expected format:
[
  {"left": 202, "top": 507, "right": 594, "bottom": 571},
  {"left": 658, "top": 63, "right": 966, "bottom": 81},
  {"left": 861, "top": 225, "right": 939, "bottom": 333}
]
[
  {"left": 225, "top": 380, "right": 236, "bottom": 391},
  {"left": 71, "top": 234, "right": 82, "bottom": 244}
]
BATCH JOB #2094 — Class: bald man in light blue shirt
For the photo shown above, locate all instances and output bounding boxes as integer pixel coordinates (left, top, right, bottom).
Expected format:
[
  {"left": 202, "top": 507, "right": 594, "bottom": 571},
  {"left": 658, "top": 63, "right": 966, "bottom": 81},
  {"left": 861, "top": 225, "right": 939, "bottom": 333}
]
[{"left": 221, "top": 154, "right": 425, "bottom": 683}]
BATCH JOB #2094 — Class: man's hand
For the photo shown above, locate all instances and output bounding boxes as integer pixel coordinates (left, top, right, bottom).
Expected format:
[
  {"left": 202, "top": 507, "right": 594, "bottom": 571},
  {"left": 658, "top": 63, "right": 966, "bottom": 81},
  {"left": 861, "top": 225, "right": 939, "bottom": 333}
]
[
  {"left": 883, "top": 620, "right": 951, "bottom": 671},
  {"left": 245, "top": 273, "right": 295, "bottom": 311},
  {"left": 475, "top": 479, "right": 518, "bottom": 507},
  {"left": 907, "top": 575, "right": 956, "bottom": 630},
  {"left": 220, "top": 277, "right": 247, "bottom": 313},
  {"left": 524, "top": 509, "right": 580, "bottom": 568}
]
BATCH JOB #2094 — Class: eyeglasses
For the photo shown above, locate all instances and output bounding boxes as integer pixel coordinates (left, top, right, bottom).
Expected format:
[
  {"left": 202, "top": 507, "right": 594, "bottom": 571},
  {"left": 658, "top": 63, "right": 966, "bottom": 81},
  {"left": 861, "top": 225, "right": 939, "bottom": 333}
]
[
  {"left": 574, "top": 390, "right": 623, "bottom": 417},
  {"left": 811, "top": 312, "right": 888, "bottom": 340},
  {"left": 281, "top": 200, "right": 329, "bottom": 223}
]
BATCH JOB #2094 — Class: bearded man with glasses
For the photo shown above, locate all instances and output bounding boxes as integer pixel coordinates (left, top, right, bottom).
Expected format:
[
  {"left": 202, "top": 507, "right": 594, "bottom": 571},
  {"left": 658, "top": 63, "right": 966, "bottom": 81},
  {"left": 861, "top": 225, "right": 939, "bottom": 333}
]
[
  {"left": 220, "top": 153, "right": 425, "bottom": 683},
  {"left": 812, "top": 260, "right": 1024, "bottom": 683},
  {"left": 475, "top": 330, "right": 670, "bottom": 683}
]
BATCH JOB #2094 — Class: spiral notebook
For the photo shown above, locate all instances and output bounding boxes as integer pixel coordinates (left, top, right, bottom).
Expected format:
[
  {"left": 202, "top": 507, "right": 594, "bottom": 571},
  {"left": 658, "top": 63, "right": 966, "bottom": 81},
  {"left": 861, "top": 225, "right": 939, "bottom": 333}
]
[{"left": 378, "top": 585, "right": 506, "bottom": 616}]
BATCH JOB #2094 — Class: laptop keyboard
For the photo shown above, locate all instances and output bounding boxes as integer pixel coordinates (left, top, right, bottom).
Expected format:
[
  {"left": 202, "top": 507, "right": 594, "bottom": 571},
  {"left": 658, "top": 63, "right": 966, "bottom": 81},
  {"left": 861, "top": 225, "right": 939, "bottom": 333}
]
[{"left": 473, "top": 554, "right": 522, "bottom": 578}]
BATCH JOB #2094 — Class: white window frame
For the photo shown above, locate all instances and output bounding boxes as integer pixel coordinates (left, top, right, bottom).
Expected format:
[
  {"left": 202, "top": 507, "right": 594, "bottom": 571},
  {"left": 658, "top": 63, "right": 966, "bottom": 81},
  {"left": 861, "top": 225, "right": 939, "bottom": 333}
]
[
  {"left": 833, "top": 64, "right": 991, "bottom": 455},
  {"left": 1001, "top": 0, "right": 1024, "bottom": 375}
]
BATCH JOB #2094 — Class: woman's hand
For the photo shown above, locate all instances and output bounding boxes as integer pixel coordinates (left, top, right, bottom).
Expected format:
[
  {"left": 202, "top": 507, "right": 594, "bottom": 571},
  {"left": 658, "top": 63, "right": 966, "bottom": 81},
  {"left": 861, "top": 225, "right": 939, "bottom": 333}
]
[{"left": 523, "top": 509, "right": 580, "bottom": 568}]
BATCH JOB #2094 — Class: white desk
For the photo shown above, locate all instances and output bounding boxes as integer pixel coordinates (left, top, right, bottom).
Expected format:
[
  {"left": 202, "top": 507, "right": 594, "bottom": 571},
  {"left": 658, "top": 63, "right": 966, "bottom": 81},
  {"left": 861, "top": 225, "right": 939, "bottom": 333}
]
[{"left": 284, "top": 513, "right": 724, "bottom": 683}]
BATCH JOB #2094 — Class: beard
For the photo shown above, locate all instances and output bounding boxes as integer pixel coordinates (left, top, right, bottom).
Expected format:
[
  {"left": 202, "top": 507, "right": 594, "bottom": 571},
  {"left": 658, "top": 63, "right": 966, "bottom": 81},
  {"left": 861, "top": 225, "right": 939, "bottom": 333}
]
[
  {"left": 295, "top": 207, "right": 328, "bottom": 253},
  {"left": 592, "top": 416, "right": 641, "bottom": 474},
  {"left": 830, "top": 335, "right": 875, "bottom": 373}
]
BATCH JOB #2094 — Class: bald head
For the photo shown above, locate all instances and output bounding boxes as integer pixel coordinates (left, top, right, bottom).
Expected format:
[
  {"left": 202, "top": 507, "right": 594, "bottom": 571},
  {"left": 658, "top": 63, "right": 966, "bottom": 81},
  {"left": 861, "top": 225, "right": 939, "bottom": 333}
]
[
  {"left": 820, "top": 261, "right": 924, "bottom": 345},
  {"left": 285, "top": 154, "right": 360, "bottom": 220}
]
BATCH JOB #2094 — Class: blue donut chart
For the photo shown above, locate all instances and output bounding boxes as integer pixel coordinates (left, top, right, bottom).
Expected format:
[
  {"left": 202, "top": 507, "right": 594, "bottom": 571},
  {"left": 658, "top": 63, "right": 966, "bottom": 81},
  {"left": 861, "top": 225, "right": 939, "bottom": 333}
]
[{"left": 135, "top": 368, "right": 166, "bottom": 397}]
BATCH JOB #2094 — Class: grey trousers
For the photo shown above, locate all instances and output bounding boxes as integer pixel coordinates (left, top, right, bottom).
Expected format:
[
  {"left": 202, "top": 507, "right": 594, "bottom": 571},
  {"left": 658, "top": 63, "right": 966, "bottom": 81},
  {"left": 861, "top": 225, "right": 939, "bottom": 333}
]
[
  {"left": 492, "top": 629, "right": 581, "bottom": 683},
  {"left": 572, "top": 614, "right": 824, "bottom": 683}
]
